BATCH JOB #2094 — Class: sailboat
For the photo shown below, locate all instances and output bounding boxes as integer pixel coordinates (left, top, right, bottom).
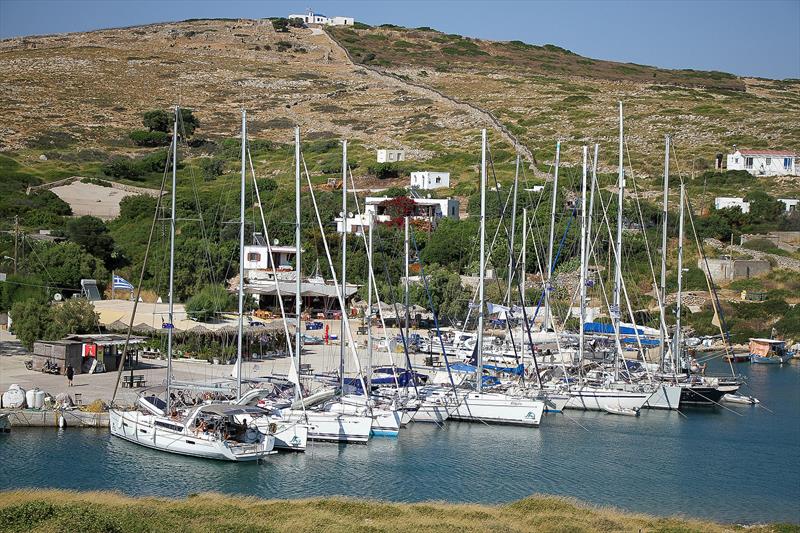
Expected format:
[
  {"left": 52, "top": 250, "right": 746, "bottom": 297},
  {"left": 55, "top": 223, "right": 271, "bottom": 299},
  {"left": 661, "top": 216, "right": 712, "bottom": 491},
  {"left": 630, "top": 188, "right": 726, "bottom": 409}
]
[
  {"left": 109, "top": 108, "right": 275, "bottom": 461},
  {"left": 562, "top": 137, "right": 649, "bottom": 412},
  {"left": 449, "top": 130, "right": 545, "bottom": 427}
]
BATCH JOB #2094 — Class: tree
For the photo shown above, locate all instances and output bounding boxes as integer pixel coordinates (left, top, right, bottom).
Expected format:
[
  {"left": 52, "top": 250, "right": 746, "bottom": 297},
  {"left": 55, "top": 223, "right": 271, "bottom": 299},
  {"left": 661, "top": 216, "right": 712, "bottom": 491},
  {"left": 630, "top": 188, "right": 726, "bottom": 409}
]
[
  {"left": 30, "top": 242, "right": 109, "bottom": 294},
  {"left": 66, "top": 216, "right": 116, "bottom": 267},
  {"left": 185, "top": 284, "right": 235, "bottom": 322},
  {"left": 200, "top": 158, "right": 225, "bottom": 181},
  {"left": 10, "top": 299, "right": 50, "bottom": 349},
  {"left": 46, "top": 298, "right": 99, "bottom": 339},
  {"left": 272, "top": 18, "right": 290, "bottom": 32},
  {"left": 129, "top": 130, "right": 170, "bottom": 147},
  {"left": 118, "top": 195, "right": 157, "bottom": 222},
  {"left": 0, "top": 274, "right": 47, "bottom": 312},
  {"left": 142, "top": 109, "right": 199, "bottom": 137}
]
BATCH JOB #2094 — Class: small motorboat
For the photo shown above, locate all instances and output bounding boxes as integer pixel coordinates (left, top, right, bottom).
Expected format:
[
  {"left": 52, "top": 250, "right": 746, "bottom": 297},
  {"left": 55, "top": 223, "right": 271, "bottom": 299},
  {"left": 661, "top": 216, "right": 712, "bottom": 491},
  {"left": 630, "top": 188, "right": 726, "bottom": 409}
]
[
  {"left": 749, "top": 338, "right": 792, "bottom": 364},
  {"left": 722, "top": 393, "right": 760, "bottom": 405},
  {"left": 602, "top": 405, "right": 640, "bottom": 417}
]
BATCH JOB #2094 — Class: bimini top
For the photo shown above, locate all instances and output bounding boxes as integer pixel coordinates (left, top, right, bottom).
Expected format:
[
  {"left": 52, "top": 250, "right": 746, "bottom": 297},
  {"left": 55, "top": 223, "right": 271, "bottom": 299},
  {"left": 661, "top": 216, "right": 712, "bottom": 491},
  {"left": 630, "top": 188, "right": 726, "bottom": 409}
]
[
  {"left": 749, "top": 338, "right": 785, "bottom": 344},
  {"left": 196, "top": 404, "right": 265, "bottom": 417}
]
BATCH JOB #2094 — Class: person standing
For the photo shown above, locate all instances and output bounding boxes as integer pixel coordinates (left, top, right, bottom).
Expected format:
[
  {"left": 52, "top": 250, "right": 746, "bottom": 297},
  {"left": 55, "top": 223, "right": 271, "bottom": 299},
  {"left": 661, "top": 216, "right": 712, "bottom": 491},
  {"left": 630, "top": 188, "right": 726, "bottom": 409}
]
[{"left": 66, "top": 365, "right": 74, "bottom": 387}]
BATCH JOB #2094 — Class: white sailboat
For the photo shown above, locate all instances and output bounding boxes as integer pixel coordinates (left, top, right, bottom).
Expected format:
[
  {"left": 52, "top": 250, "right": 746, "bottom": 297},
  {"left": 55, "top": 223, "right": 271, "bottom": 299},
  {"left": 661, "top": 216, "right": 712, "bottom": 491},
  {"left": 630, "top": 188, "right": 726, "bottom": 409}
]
[
  {"left": 110, "top": 108, "right": 275, "bottom": 461},
  {"left": 449, "top": 130, "right": 545, "bottom": 427}
]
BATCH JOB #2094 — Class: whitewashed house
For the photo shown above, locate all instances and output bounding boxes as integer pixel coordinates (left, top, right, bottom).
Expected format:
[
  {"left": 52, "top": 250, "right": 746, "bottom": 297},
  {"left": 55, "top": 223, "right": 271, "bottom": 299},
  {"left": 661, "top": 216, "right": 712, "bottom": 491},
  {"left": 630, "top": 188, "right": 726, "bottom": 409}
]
[
  {"left": 778, "top": 198, "right": 799, "bottom": 213},
  {"left": 376, "top": 149, "right": 405, "bottom": 163},
  {"left": 288, "top": 10, "right": 354, "bottom": 26},
  {"left": 410, "top": 171, "right": 450, "bottom": 190},
  {"left": 726, "top": 149, "right": 798, "bottom": 177},
  {"left": 336, "top": 196, "right": 460, "bottom": 234},
  {"left": 715, "top": 197, "right": 751, "bottom": 214}
]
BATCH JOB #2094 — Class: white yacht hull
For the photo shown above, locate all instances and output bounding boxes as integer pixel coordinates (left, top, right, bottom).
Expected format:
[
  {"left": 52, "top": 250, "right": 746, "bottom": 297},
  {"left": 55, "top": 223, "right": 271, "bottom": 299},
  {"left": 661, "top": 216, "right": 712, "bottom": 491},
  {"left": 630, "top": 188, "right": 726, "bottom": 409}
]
[
  {"left": 109, "top": 409, "right": 274, "bottom": 461},
  {"left": 564, "top": 387, "right": 649, "bottom": 411},
  {"left": 252, "top": 418, "right": 310, "bottom": 452},
  {"left": 450, "top": 392, "right": 544, "bottom": 427},
  {"left": 411, "top": 401, "right": 450, "bottom": 424},
  {"left": 283, "top": 410, "right": 372, "bottom": 444},
  {"left": 644, "top": 384, "right": 682, "bottom": 410}
]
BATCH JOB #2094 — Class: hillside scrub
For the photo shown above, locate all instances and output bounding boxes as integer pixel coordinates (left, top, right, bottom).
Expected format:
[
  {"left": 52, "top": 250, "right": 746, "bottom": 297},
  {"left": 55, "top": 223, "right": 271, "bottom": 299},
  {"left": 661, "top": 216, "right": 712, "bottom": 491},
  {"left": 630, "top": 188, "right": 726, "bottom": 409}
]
[{"left": 0, "top": 489, "right": 790, "bottom": 533}]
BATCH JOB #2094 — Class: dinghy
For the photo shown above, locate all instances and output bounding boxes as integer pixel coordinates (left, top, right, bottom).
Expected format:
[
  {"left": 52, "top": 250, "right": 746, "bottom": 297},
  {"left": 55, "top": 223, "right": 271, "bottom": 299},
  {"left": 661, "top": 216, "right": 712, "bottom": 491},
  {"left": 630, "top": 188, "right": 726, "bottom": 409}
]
[
  {"left": 722, "top": 393, "right": 760, "bottom": 405},
  {"left": 602, "top": 404, "right": 640, "bottom": 417}
]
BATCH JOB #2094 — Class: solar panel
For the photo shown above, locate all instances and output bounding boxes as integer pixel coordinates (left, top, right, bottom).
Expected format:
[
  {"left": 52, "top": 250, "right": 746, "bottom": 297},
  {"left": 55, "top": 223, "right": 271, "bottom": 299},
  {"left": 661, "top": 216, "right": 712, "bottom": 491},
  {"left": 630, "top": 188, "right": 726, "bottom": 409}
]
[{"left": 80, "top": 279, "right": 102, "bottom": 301}]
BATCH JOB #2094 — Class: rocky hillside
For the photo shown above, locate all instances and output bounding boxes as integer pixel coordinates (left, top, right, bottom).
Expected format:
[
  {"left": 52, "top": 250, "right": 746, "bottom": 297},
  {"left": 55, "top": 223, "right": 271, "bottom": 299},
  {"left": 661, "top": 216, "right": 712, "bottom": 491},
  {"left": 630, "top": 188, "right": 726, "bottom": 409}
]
[{"left": 0, "top": 18, "right": 798, "bottom": 191}]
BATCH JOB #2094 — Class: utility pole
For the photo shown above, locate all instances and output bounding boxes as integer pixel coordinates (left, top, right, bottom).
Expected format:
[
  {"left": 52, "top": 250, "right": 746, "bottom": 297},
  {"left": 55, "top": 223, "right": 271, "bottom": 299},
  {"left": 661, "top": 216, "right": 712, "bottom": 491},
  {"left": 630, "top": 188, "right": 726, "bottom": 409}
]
[{"left": 13, "top": 215, "right": 19, "bottom": 275}]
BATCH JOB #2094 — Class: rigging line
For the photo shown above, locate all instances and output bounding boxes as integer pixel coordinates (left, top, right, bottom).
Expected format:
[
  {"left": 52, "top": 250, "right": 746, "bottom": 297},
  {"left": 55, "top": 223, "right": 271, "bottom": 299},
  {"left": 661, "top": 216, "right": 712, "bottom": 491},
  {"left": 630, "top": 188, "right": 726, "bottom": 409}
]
[
  {"left": 111, "top": 146, "right": 170, "bottom": 406},
  {"left": 671, "top": 142, "right": 737, "bottom": 375},
  {"left": 372, "top": 222, "right": 419, "bottom": 396},
  {"left": 178, "top": 111, "right": 217, "bottom": 288},
  {"left": 486, "top": 142, "right": 539, "bottom": 386},
  {"left": 345, "top": 166, "right": 400, "bottom": 388},
  {"left": 409, "top": 228, "right": 459, "bottom": 394},
  {"left": 247, "top": 145, "right": 306, "bottom": 415},
  {"left": 623, "top": 138, "right": 665, "bottom": 323},
  {"left": 301, "top": 153, "right": 368, "bottom": 394}
]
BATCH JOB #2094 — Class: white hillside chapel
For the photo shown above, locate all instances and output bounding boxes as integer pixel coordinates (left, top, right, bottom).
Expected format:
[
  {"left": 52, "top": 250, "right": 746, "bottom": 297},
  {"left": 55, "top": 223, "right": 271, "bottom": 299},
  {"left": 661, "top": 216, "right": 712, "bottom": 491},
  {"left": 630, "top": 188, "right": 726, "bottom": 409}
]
[
  {"left": 288, "top": 10, "right": 354, "bottom": 26},
  {"left": 727, "top": 149, "right": 798, "bottom": 177},
  {"left": 376, "top": 149, "right": 405, "bottom": 163}
]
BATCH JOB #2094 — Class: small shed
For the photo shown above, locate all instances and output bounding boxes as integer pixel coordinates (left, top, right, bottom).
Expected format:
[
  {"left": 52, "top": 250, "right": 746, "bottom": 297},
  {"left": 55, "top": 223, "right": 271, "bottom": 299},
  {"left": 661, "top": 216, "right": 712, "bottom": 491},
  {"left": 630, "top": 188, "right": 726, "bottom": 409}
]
[{"left": 32, "top": 340, "right": 84, "bottom": 375}]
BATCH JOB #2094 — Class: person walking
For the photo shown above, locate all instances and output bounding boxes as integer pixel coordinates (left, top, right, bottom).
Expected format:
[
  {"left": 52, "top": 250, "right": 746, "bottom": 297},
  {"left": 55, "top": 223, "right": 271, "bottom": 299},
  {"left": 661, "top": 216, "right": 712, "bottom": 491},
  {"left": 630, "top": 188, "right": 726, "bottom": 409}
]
[{"left": 66, "top": 365, "right": 74, "bottom": 387}]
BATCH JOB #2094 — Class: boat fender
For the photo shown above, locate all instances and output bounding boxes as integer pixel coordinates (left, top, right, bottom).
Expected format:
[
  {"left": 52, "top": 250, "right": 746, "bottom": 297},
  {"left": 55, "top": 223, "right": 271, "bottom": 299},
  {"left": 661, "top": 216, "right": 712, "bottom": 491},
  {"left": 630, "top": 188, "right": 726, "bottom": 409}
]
[
  {"left": 268, "top": 423, "right": 277, "bottom": 434},
  {"left": 58, "top": 413, "right": 65, "bottom": 428}
]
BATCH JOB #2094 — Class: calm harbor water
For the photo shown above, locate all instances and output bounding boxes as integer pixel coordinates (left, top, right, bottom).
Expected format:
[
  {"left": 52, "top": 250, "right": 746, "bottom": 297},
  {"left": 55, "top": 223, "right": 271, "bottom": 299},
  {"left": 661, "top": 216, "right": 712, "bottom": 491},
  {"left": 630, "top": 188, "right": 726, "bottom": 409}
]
[{"left": 1, "top": 360, "right": 798, "bottom": 524}]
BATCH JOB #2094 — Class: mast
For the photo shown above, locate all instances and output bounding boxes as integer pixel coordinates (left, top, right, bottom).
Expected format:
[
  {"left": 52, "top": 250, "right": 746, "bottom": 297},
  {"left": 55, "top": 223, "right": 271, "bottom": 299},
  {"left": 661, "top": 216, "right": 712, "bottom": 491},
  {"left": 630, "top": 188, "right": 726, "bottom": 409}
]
[
  {"left": 476, "top": 129, "right": 487, "bottom": 393},
  {"left": 340, "top": 139, "right": 347, "bottom": 392},
  {"left": 507, "top": 154, "right": 519, "bottom": 304},
  {"left": 521, "top": 207, "right": 527, "bottom": 359},
  {"left": 294, "top": 126, "right": 302, "bottom": 399},
  {"left": 660, "top": 134, "right": 670, "bottom": 367},
  {"left": 673, "top": 183, "right": 686, "bottom": 370},
  {"left": 235, "top": 109, "right": 246, "bottom": 400},
  {"left": 544, "top": 141, "right": 560, "bottom": 331},
  {"left": 367, "top": 211, "right": 374, "bottom": 390},
  {"left": 404, "top": 215, "right": 410, "bottom": 344},
  {"left": 165, "top": 106, "right": 178, "bottom": 413},
  {"left": 578, "top": 146, "right": 589, "bottom": 364},
  {"left": 613, "top": 102, "right": 625, "bottom": 379}
]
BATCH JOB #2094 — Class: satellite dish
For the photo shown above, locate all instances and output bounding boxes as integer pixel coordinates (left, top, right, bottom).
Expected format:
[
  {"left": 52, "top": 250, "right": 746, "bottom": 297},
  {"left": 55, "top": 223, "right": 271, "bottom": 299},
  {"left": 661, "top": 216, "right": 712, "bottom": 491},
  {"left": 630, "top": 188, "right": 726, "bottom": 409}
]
[{"left": 53, "top": 293, "right": 63, "bottom": 302}]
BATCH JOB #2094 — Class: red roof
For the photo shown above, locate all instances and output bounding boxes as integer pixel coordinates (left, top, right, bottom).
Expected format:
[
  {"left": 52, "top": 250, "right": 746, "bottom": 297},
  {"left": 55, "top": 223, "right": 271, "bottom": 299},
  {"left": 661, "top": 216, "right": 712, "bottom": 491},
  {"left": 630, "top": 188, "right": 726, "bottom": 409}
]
[{"left": 738, "top": 149, "right": 797, "bottom": 157}]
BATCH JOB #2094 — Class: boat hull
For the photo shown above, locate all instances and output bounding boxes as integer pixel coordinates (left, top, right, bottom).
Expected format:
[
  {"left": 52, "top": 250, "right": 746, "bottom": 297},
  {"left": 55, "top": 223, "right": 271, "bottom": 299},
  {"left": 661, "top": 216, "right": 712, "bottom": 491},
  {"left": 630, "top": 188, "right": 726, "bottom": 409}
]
[
  {"left": 678, "top": 384, "right": 735, "bottom": 406},
  {"left": 109, "top": 409, "right": 274, "bottom": 461},
  {"left": 644, "top": 384, "right": 682, "bottom": 410},
  {"left": 564, "top": 387, "right": 649, "bottom": 411},
  {"left": 283, "top": 410, "right": 372, "bottom": 444},
  {"left": 450, "top": 392, "right": 544, "bottom": 427},
  {"left": 750, "top": 354, "right": 792, "bottom": 364}
]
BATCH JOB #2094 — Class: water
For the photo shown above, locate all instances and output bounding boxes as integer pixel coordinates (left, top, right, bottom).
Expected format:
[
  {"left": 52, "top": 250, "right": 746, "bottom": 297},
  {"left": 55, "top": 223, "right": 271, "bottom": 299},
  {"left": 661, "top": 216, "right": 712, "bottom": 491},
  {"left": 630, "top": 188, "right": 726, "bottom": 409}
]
[{"left": 1, "top": 360, "right": 798, "bottom": 524}]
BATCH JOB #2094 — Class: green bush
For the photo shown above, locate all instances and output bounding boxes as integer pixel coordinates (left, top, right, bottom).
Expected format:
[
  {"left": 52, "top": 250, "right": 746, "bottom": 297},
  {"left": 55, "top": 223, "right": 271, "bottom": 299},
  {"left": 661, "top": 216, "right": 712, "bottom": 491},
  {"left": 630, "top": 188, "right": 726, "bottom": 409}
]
[
  {"left": 200, "top": 158, "right": 225, "bottom": 181},
  {"left": 273, "top": 18, "right": 290, "bottom": 32},
  {"left": 129, "top": 130, "right": 170, "bottom": 147},
  {"left": 102, "top": 158, "right": 140, "bottom": 180},
  {"left": 185, "top": 285, "right": 235, "bottom": 322}
]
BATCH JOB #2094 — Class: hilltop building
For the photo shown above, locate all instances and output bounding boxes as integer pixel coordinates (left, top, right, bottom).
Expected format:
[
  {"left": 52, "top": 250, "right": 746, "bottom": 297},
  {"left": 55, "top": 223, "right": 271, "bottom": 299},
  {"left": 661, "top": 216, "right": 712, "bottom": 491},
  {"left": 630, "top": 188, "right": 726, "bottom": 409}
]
[
  {"left": 335, "top": 196, "right": 460, "bottom": 234},
  {"left": 715, "top": 197, "right": 750, "bottom": 213},
  {"left": 376, "top": 149, "right": 405, "bottom": 163},
  {"left": 726, "top": 149, "right": 798, "bottom": 177},
  {"left": 288, "top": 10, "right": 354, "bottom": 26},
  {"left": 410, "top": 171, "right": 450, "bottom": 190}
]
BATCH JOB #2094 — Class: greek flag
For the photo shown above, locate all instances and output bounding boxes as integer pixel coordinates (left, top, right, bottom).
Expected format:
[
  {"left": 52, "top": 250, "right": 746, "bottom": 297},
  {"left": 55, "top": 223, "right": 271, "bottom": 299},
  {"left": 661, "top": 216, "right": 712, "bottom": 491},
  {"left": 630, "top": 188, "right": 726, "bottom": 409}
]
[{"left": 112, "top": 275, "right": 134, "bottom": 290}]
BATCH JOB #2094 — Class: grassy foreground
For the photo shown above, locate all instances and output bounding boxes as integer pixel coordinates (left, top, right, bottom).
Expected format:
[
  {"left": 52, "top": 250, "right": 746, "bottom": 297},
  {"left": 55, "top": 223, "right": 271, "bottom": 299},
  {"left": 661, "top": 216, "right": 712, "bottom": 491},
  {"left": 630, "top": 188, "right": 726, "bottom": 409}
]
[{"left": 0, "top": 490, "right": 796, "bottom": 533}]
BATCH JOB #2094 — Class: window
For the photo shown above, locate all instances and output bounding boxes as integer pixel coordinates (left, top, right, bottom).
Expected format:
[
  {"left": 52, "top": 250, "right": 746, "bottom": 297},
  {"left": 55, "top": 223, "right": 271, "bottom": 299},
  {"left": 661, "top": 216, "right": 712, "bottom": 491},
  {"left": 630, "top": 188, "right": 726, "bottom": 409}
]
[
  {"left": 765, "top": 157, "right": 771, "bottom": 165},
  {"left": 745, "top": 157, "right": 753, "bottom": 169},
  {"left": 247, "top": 252, "right": 261, "bottom": 262},
  {"left": 735, "top": 157, "right": 739, "bottom": 163},
  {"left": 435, "top": 177, "right": 441, "bottom": 183},
  {"left": 785, "top": 158, "right": 793, "bottom": 170}
]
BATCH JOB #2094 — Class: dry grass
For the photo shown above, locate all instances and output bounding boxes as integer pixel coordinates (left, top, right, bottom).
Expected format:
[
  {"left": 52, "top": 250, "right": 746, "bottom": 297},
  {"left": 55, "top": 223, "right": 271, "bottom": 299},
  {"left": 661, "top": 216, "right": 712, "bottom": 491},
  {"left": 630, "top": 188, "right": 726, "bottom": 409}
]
[{"left": 0, "top": 489, "right": 795, "bottom": 533}]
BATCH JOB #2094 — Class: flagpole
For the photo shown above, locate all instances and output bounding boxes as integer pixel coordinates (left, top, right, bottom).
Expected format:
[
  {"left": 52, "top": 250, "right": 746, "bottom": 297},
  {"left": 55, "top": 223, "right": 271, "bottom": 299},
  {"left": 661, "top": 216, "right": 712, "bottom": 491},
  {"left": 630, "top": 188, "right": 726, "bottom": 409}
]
[{"left": 111, "top": 271, "right": 115, "bottom": 300}]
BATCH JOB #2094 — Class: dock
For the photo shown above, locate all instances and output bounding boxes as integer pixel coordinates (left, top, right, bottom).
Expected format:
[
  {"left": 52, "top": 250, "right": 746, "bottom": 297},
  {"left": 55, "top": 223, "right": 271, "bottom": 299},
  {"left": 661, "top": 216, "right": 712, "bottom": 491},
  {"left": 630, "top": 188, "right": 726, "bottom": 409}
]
[{"left": 0, "top": 408, "right": 109, "bottom": 428}]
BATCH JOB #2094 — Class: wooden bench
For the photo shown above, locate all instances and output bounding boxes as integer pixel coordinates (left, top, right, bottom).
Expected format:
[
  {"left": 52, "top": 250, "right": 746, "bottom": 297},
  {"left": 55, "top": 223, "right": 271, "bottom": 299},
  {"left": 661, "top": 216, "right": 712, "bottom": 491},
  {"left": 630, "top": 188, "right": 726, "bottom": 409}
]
[
  {"left": 424, "top": 355, "right": 442, "bottom": 367},
  {"left": 122, "top": 374, "right": 147, "bottom": 388}
]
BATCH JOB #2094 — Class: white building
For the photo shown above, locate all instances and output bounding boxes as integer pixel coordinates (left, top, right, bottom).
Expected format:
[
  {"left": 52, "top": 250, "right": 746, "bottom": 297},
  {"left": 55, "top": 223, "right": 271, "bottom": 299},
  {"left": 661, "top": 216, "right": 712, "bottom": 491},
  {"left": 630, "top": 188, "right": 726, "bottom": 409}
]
[
  {"left": 288, "top": 10, "right": 354, "bottom": 26},
  {"left": 243, "top": 244, "right": 296, "bottom": 280},
  {"left": 778, "top": 198, "right": 799, "bottom": 213},
  {"left": 410, "top": 171, "right": 450, "bottom": 190},
  {"left": 715, "top": 197, "right": 751, "bottom": 214},
  {"left": 726, "top": 149, "right": 798, "bottom": 177},
  {"left": 376, "top": 149, "right": 405, "bottom": 163},
  {"left": 336, "top": 196, "right": 460, "bottom": 234}
]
